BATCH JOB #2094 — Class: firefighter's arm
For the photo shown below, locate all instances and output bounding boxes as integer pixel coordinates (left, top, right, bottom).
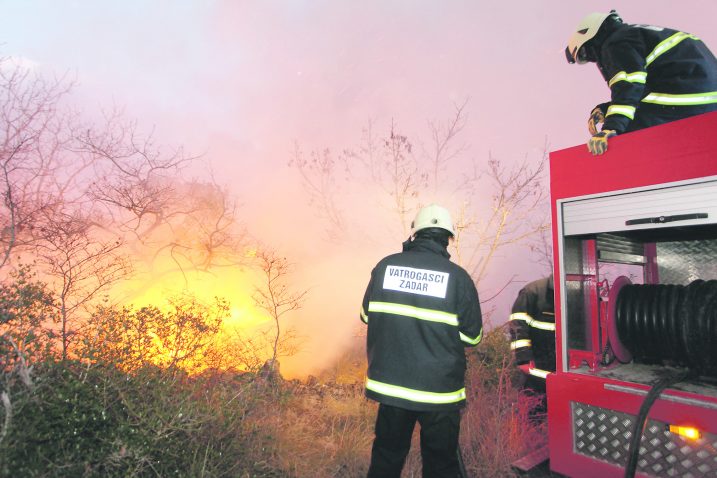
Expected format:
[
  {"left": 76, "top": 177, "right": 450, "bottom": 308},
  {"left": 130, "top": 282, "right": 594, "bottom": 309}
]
[
  {"left": 458, "top": 277, "right": 483, "bottom": 347},
  {"left": 509, "top": 289, "right": 535, "bottom": 365},
  {"left": 587, "top": 38, "right": 647, "bottom": 154},
  {"left": 359, "top": 271, "right": 375, "bottom": 325},
  {"left": 600, "top": 37, "right": 648, "bottom": 135},
  {"left": 588, "top": 103, "right": 609, "bottom": 136}
]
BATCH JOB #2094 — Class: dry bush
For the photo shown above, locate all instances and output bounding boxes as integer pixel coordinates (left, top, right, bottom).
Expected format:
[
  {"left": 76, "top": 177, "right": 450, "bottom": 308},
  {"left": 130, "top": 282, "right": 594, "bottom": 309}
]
[
  {"left": 460, "top": 327, "right": 547, "bottom": 477},
  {"left": 277, "top": 394, "right": 375, "bottom": 477},
  {"left": 241, "top": 384, "right": 375, "bottom": 478}
]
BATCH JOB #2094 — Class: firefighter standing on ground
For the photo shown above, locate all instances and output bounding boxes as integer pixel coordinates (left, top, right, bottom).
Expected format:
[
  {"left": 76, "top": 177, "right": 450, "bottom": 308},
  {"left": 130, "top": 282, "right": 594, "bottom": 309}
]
[
  {"left": 509, "top": 275, "right": 555, "bottom": 420},
  {"left": 565, "top": 10, "right": 717, "bottom": 155},
  {"left": 361, "top": 204, "right": 483, "bottom": 478}
]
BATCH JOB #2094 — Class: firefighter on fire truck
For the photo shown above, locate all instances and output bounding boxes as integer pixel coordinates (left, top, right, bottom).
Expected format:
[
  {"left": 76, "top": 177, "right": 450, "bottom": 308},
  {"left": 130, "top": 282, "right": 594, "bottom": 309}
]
[
  {"left": 360, "top": 204, "right": 483, "bottom": 477},
  {"left": 565, "top": 10, "right": 717, "bottom": 155},
  {"left": 509, "top": 275, "right": 555, "bottom": 421}
]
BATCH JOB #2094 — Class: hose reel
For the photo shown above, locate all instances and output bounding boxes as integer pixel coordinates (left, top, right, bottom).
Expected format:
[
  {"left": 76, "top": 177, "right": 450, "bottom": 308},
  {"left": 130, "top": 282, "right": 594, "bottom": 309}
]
[{"left": 607, "top": 276, "right": 717, "bottom": 377}]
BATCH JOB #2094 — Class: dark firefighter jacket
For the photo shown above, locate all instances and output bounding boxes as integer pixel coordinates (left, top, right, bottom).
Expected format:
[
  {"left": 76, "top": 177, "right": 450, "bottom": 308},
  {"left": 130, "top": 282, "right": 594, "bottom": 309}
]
[
  {"left": 597, "top": 23, "right": 717, "bottom": 134},
  {"left": 509, "top": 276, "right": 555, "bottom": 380},
  {"left": 360, "top": 237, "right": 483, "bottom": 411}
]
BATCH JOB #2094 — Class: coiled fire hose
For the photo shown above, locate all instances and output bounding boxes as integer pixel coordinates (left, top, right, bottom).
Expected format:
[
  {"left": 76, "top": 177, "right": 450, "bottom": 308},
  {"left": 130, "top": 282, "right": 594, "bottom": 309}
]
[{"left": 614, "top": 279, "right": 715, "bottom": 477}]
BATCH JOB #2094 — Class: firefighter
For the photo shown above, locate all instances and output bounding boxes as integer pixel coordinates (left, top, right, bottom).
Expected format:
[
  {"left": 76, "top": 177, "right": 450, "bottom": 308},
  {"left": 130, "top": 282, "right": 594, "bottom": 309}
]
[
  {"left": 509, "top": 275, "right": 555, "bottom": 421},
  {"left": 565, "top": 10, "right": 717, "bottom": 155},
  {"left": 361, "top": 204, "right": 483, "bottom": 478}
]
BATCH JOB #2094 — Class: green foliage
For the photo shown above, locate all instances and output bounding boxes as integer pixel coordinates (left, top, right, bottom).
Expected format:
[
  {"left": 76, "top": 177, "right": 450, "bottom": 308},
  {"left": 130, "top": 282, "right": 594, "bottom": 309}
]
[
  {"left": 78, "top": 295, "right": 226, "bottom": 374},
  {"left": 0, "top": 264, "right": 57, "bottom": 370},
  {"left": 0, "top": 265, "right": 55, "bottom": 326},
  {"left": 0, "top": 269, "right": 284, "bottom": 477},
  {"left": 0, "top": 360, "right": 266, "bottom": 477},
  {"left": 79, "top": 304, "right": 163, "bottom": 372},
  {"left": 0, "top": 267, "right": 545, "bottom": 477}
]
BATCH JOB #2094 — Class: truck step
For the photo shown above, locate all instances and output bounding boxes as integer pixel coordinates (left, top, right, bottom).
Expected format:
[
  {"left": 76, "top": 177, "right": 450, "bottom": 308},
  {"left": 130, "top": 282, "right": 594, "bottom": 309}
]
[{"left": 512, "top": 445, "right": 549, "bottom": 472}]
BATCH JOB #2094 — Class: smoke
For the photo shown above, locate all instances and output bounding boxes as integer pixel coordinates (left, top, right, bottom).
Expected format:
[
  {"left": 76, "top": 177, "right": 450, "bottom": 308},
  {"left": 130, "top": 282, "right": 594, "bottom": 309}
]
[{"left": 10, "top": 1, "right": 717, "bottom": 379}]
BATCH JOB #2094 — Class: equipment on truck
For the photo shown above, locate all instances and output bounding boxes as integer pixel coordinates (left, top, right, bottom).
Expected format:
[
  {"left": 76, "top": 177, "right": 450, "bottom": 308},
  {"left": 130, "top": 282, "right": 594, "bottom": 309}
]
[{"left": 547, "top": 111, "right": 717, "bottom": 478}]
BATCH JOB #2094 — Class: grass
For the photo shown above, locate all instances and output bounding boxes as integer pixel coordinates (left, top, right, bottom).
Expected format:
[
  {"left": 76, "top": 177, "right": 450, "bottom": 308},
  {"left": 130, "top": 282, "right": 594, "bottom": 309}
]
[
  {"left": 269, "top": 326, "right": 547, "bottom": 478},
  {"left": 0, "top": 329, "right": 545, "bottom": 477}
]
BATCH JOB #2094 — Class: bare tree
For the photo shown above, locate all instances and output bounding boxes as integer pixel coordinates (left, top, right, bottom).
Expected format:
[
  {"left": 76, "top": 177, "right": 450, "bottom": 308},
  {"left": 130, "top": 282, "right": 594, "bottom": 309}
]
[
  {"left": 291, "top": 118, "right": 427, "bottom": 240},
  {"left": 527, "top": 220, "right": 554, "bottom": 276},
  {"left": 457, "top": 149, "right": 549, "bottom": 289},
  {"left": 0, "top": 57, "right": 250, "bottom": 366},
  {"left": 252, "top": 249, "right": 308, "bottom": 376},
  {"left": 79, "top": 115, "right": 250, "bottom": 289},
  {"left": 157, "top": 180, "right": 249, "bottom": 275},
  {"left": 424, "top": 99, "right": 469, "bottom": 192},
  {"left": 290, "top": 101, "right": 550, "bottom": 300},
  {"left": 0, "top": 62, "right": 131, "bottom": 359},
  {"left": 349, "top": 119, "right": 426, "bottom": 235},
  {"left": 0, "top": 57, "right": 75, "bottom": 268},
  {"left": 381, "top": 122, "right": 425, "bottom": 233},
  {"left": 33, "top": 210, "right": 129, "bottom": 360},
  {"left": 289, "top": 143, "right": 347, "bottom": 242},
  {"left": 77, "top": 108, "right": 190, "bottom": 240}
]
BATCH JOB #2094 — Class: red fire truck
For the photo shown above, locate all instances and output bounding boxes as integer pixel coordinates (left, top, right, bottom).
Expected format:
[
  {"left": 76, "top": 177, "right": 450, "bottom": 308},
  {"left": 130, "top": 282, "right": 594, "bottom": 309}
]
[{"left": 547, "top": 111, "right": 717, "bottom": 477}]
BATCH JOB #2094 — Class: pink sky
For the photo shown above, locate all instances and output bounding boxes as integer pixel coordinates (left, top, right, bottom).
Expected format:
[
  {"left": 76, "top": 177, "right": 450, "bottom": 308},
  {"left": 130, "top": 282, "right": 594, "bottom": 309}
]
[{"left": 4, "top": 1, "right": 717, "bottom": 376}]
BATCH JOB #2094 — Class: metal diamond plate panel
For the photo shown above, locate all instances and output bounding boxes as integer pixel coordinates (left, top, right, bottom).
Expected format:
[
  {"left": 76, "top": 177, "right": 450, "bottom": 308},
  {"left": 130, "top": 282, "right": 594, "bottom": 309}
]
[
  {"left": 573, "top": 402, "right": 717, "bottom": 477},
  {"left": 657, "top": 238, "right": 717, "bottom": 285}
]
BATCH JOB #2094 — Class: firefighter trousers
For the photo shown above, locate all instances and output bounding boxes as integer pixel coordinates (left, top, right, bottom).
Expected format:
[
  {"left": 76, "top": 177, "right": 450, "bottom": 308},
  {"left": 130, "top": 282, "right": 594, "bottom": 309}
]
[{"left": 367, "top": 403, "right": 461, "bottom": 478}]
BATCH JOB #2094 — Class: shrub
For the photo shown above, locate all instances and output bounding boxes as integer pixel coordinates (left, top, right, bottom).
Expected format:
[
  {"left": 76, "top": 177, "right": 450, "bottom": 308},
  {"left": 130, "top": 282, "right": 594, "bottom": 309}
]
[
  {"left": 0, "top": 264, "right": 57, "bottom": 367},
  {"left": 0, "top": 360, "right": 268, "bottom": 477},
  {"left": 460, "top": 326, "right": 547, "bottom": 477},
  {"left": 253, "top": 384, "right": 374, "bottom": 477}
]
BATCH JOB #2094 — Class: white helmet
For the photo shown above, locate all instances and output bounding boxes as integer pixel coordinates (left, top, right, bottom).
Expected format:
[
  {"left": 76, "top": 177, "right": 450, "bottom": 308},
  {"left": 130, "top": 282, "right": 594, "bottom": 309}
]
[
  {"left": 411, "top": 204, "right": 455, "bottom": 236},
  {"left": 565, "top": 11, "right": 621, "bottom": 64}
]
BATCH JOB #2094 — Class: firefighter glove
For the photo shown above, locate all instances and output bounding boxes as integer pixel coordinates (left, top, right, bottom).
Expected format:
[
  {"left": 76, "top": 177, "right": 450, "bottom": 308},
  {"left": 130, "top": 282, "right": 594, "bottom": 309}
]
[
  {"left": 587, "top": 130, "right": 616, "bottom": 155},
  {"left": 587, "top": 104, "right": 607, "bottom": 136}
]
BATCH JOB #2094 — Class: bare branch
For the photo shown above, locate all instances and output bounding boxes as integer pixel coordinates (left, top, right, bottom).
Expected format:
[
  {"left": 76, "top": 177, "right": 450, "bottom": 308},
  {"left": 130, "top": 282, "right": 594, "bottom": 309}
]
[
  {"left": 289, "top": 142, "right": 346, "bottom": 241},
  {"left": 252, "top": 248, "right": 308, "bottom": 373},
  {"left": 290, "top": 103, "right": 551, "bottom": 303},
  {"left": 424, "top": 98, "right": 469, "bottom": 191}
]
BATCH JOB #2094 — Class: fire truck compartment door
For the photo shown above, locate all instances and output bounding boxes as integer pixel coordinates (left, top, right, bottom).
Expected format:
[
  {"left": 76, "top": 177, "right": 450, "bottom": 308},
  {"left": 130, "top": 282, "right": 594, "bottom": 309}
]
[{"left": 561, "top": 178, "right": 717, "bottom": 236}]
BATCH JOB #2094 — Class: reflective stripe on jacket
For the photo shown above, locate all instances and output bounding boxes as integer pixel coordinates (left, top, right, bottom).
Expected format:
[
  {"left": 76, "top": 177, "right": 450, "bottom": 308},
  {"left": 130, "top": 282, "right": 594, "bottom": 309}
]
[{"left": 360, "top": 237, "right": 483, "bottom": 411}]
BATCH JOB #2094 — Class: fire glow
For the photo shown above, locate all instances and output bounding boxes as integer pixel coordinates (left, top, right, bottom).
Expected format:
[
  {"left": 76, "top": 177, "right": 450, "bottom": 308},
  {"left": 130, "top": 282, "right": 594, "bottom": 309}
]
[{"left": 110, "top": 265, "right": 273, "bottom": 373}]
